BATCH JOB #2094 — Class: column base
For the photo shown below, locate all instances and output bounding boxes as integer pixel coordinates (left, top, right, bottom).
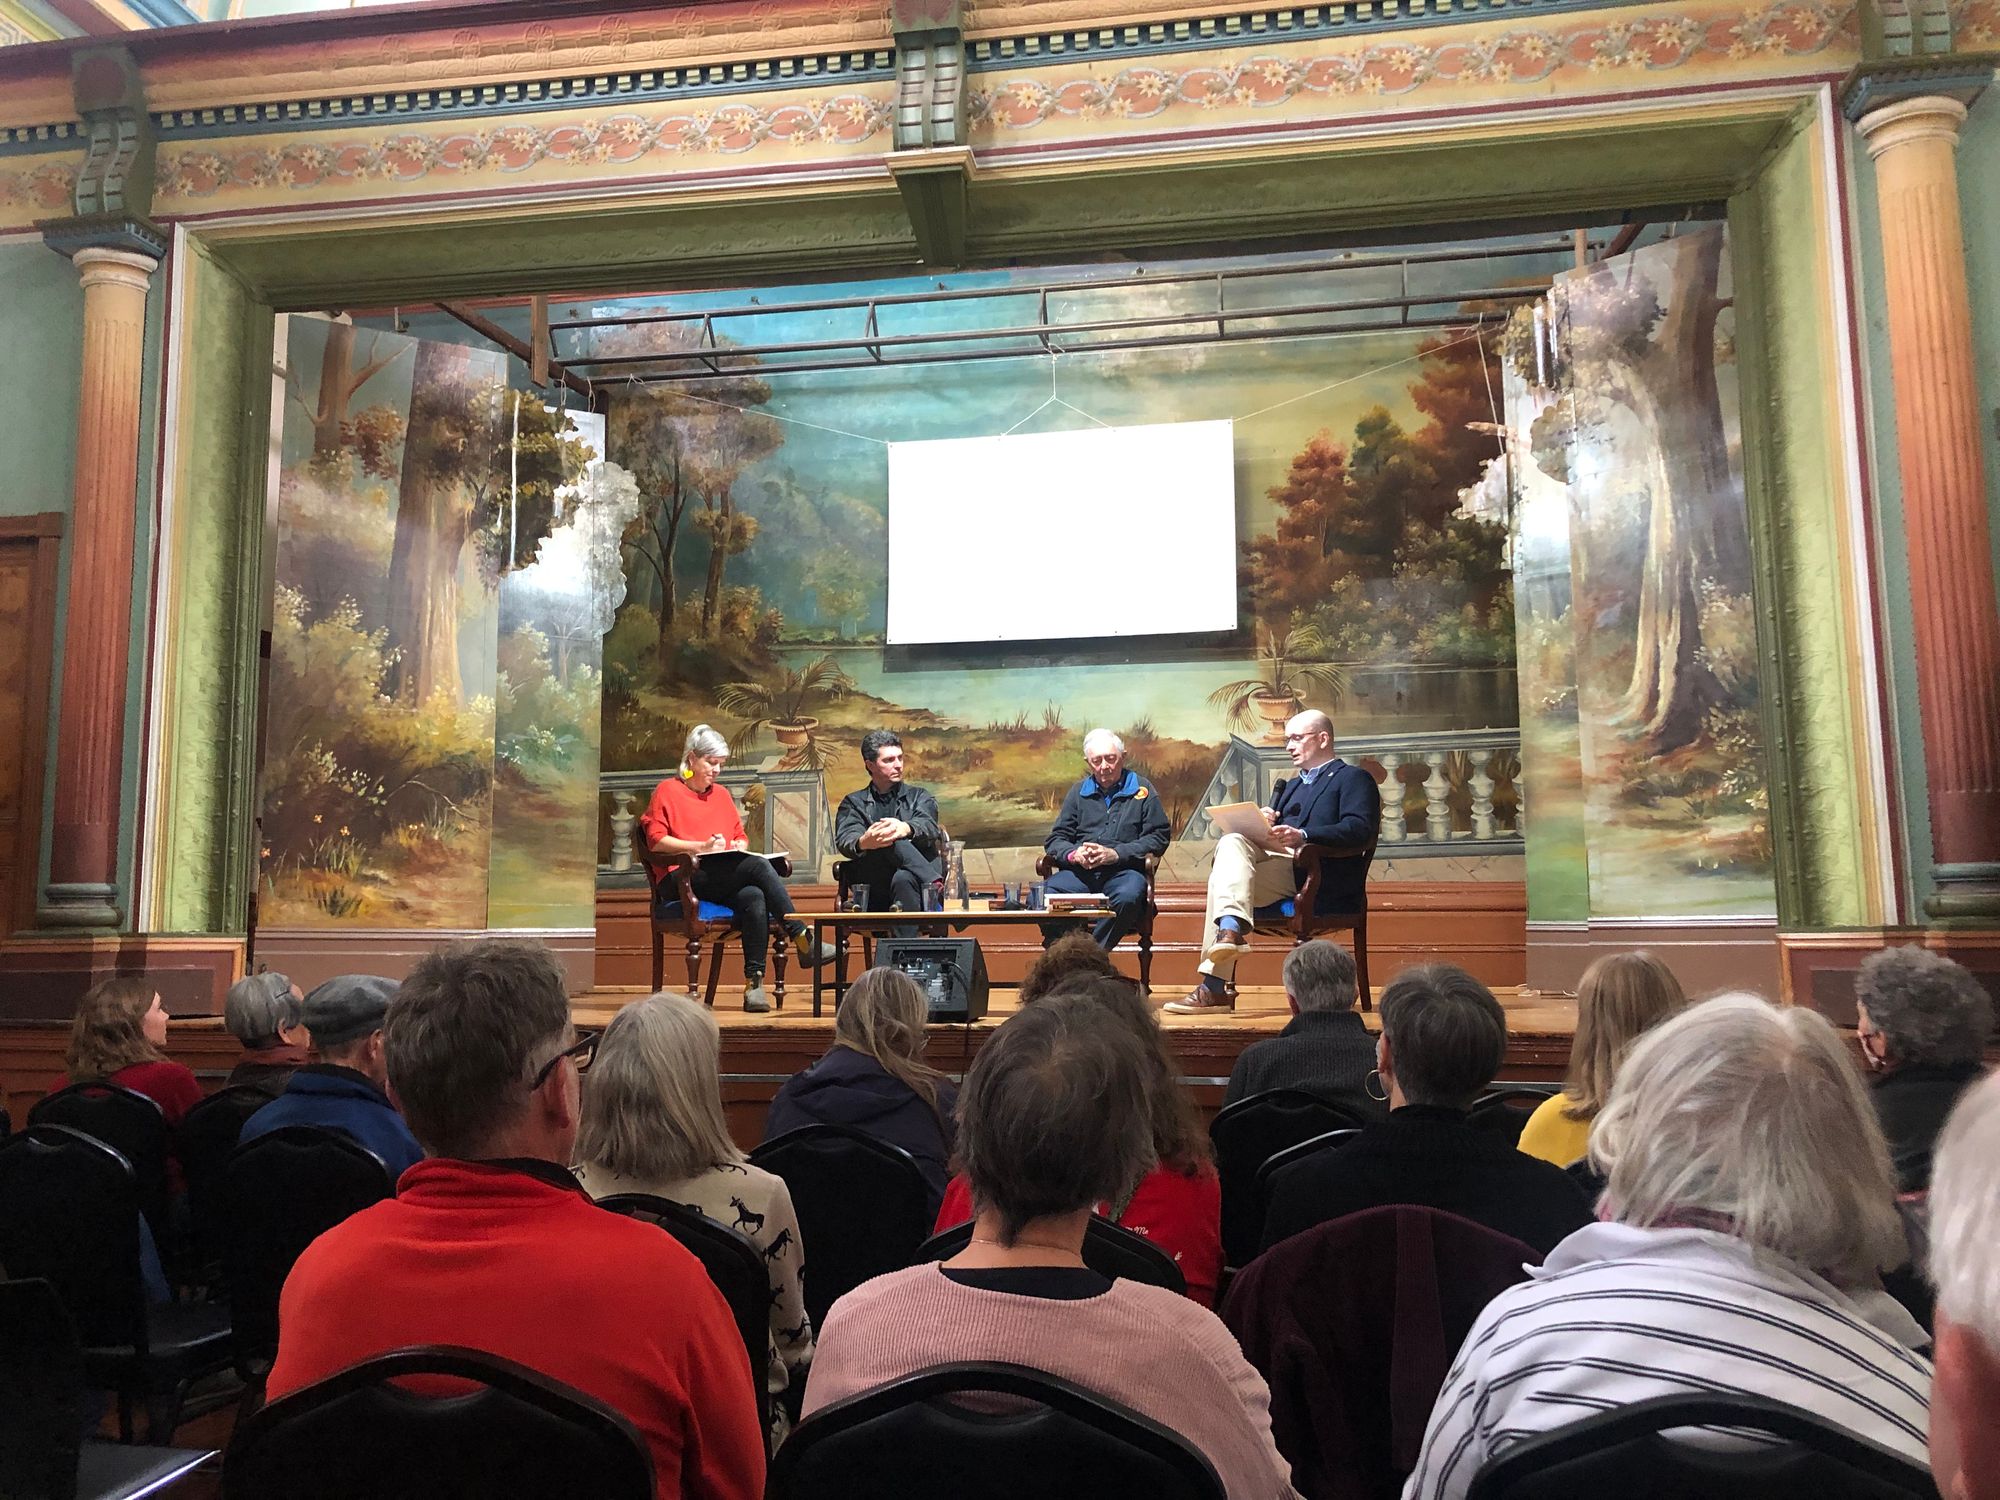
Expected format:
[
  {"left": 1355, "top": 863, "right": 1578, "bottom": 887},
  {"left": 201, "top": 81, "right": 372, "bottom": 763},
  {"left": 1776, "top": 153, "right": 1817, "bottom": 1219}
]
[
  {"left": 36, "top": 882, "right": 123, "bottom": 929},
  {"left": 1925, "top": 863, "right": 2000, "bottom": 923}
]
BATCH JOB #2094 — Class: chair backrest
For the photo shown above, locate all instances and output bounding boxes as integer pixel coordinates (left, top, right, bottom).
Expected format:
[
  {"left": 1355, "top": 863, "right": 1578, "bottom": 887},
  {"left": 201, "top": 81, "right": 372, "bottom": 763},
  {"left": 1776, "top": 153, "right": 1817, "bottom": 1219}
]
[
  {"left": 178, "top": 1085, "right": 274, "bottom": 1277},
  {"left": 750, "top": 1124, "right": 934, "bottom": 1329},
  {"left": 1468, "top": 1084, "right": 1563, "bottom": 1147},
  {"left": 912, "top": 1216, "right": 1188, "bottom": 1296},
  {"left": 223, "top": 1345, "right": 654, "bottom": 1500},
  {"left": 1211, "top": 1089, "right": 1374, "bottom": 1267},
  {"left": 222, "top": 1126, "right": 395, "bottom": 1373},
  {"left": 29, "top": 1082, "right": 172, "bottom": 1233},
  {"left": 1254, "top": 1127, "right": 1362, "bottom": 1194},
  {"left": 595, "top": 1193, "right": 771, "bottom": 1432},
  {"left": 0, "top": 1125, "right": 150, "bottom": 1352},
  {"left": 0, "top": 1277, "right": 89, "bottom": 1500},
  {"left": 1465, "top": 1392, "right": 1940, "bottom": 1500},
  {"left": 769, "top": 1361, "right": 1225, "bottom": 1500}
]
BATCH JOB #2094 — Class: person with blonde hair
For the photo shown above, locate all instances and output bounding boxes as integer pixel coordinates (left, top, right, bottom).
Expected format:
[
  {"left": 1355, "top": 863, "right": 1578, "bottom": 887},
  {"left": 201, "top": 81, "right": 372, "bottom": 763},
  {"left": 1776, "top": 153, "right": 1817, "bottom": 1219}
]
[
  {"left": 576, "top": 992, "right": 813, "bottom": 1448},
  {"left": 1404, "top": 994, "right": 1933, "bottom": 1500},
  {"left": 763, "top": 966, "right": 957, "bottom": 1208},
  {"left": 1517, "top": 951, "right": 1687, "bottom": 1166},
  {"left": 53, "top": 976, "right": 202, "bottom": 1129},
  {"left": 638, "top": 723, "right": 831, "bottom": 1014}
]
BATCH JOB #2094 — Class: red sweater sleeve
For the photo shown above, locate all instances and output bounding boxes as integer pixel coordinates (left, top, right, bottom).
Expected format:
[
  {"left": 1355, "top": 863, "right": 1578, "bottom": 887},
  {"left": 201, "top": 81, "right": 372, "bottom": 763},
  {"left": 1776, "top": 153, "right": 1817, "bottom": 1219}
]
[
  {"left": 1120, "top": 1164, "right": 1223, "bottom": 1309},
  {"left": 934, "top": 1174, "right": 974, "bottom": 1234},
  {"left": 676, "top": 1277, "right": 767, "bottom": 1500},
  {"left": 639, "top": 779, "right": 746, "bottom": 853},
  {"left": 117, "top": 1060, "right": 205, "bottom": 1128}
]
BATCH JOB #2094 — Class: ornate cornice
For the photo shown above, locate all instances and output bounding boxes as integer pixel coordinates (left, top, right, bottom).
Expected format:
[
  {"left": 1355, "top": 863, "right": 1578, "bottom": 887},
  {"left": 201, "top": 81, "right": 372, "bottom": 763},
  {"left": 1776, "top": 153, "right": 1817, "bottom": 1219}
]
[
  {"left": 39, "top": 209, "right": 166, "bottom": 258},
  {"left": 1838, "top": 52, "right": 1997, "bottom": 115}
]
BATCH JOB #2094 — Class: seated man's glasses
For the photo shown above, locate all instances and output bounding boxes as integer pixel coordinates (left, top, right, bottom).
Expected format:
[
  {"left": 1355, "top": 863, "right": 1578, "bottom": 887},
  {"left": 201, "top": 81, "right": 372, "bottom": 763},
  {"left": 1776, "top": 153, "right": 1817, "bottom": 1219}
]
[{"left": 531, "top": 1028, "right": 599, "bottom": 1090}]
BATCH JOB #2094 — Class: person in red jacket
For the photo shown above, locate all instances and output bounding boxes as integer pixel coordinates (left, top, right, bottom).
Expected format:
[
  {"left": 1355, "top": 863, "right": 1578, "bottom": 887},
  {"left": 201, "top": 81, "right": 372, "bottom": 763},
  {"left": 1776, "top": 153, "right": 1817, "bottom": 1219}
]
[
  {"left": 935, "top": 973, "right": 1221, "bottom": 1306},
  {"left": 267, "top": 939, "right": 764, "bottom": 1500},
  {"left": 53, "top": 976, "right": 203, "bottom": 1126}
]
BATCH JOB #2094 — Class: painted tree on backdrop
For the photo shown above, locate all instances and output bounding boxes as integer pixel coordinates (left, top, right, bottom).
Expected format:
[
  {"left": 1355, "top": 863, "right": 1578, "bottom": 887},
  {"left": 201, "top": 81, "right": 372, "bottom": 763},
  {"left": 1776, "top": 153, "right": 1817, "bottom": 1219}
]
[{"left": 302, "top": 321, "right": 409, "bottom": 470}]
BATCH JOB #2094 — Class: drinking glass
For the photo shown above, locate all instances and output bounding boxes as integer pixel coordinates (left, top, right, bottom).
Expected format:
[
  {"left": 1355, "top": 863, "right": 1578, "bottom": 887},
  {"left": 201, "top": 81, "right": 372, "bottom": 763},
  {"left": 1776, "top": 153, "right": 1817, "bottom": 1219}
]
[
  {"left": 1002, "top": 880, "right": 1021, "bottom": 909},
  {"left": 1026, "top": 881, "right": 1046, "bottom": 911},
  {"left": 846, "top": 883, "right": 871, "bottom": 913}
]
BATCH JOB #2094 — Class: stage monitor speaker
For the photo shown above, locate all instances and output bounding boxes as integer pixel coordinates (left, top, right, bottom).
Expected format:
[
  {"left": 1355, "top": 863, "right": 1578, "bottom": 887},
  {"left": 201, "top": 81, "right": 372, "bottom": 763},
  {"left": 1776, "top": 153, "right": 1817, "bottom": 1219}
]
[{"left": 874, "top": 938, "right": 989, "bottom": 1023}]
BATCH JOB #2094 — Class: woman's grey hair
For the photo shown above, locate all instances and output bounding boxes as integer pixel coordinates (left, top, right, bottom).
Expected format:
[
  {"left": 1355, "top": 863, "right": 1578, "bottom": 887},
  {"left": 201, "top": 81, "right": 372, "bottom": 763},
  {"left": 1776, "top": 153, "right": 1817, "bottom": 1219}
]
[
  {"left": 1081, "top": 728, "right": 1124, "bottom": 757},
  {"left": 575, "top": 991, "right": 744, "bottom": 1184},
  {"left": 957, "top": 992, "right": 1156, "bottom": 1243},
  {"left": 1283, "top": 940, "right": 1358, "bottom": 1014},
  {"left": 683, "top": 722, "right": 729, "bottom": 766},
  {"left": 1929, "top": 1072, "right": 2000, "bottom": 1349},
  {"left": 1854, "top": 947, "right": 1993, "bottom": 1069},
  {"left": 1378, "top": 964, "right": 1506, "bottom": 1107},
  {"left": 224, "top": 971, "right": 301, "bottom": 1048},
  {"left": 1591, "top": 992, "right": 1906, "bottom": 1286}
]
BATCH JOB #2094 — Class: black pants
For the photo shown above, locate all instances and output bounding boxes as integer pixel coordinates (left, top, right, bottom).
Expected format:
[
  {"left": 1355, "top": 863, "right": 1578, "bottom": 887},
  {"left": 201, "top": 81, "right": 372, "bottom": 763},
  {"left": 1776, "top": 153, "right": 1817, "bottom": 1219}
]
[
  {"left": 843, "top": 839, "right": 942, "bottom": 913},
  {"left": 679, "top": 854, "right": 796, "bottom": 977}
]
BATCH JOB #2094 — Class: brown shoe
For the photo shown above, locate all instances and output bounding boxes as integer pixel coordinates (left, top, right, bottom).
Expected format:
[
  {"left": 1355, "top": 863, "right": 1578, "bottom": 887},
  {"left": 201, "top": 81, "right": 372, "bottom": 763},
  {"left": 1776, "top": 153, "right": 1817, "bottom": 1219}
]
[
  {"left": 1203, "top": 925, "right": 1248, "bottom": 963},
  {"left": 1163, "top": 984, "right": 1236, "bottom": 1014}
]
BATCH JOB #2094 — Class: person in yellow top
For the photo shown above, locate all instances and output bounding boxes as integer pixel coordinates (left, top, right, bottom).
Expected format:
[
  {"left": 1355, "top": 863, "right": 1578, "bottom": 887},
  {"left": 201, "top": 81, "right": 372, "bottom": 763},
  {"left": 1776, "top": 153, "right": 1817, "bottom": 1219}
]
[{"left": 1518, "top": 952, "right": 1689, "bottom": 1167}]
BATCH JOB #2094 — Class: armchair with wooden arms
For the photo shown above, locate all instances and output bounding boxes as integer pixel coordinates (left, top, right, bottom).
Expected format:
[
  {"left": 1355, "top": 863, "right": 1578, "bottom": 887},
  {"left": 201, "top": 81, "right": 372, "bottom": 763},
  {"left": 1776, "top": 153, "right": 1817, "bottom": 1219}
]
[
  {"left": 831, "top": 831, "right": 951, "bottom": 969},
  {"left": 1031, "top": 850, "right": 1160, "bottom": 994},
  {"left": 1251, "top": 839, "right": 1376, "bottom": 1011},
  {"left": 640, "top": 850, "right": 790, "bottom": 1009}
]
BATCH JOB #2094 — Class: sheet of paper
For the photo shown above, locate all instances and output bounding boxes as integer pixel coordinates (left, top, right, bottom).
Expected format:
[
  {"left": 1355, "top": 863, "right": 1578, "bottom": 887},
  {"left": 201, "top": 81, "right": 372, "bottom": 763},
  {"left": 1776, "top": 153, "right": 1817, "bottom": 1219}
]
[{"left": 1206, "top": 801, "right": 1279, "bottom": 846}]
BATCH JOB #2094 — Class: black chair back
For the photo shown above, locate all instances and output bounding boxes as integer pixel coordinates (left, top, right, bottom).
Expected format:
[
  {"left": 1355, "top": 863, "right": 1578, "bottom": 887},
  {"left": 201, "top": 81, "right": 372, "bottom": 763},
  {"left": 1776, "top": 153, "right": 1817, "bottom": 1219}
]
[
  {"left": 30, "top": 1083, "right": 173, "bottom": 1236},
  {"left": 0, "top": 1277, "right": 89, "bottom": 1500},
  {"left": 912, "top": 1216, "right": 1188, "bottom": 1295},
  {"left": 1255, "top": 1127, "right": 1363, "bottom": 1195},
  {"left": 770, "top": 1361, "right": 1225, "bottom": 1500},
  {"left": 178, "top": 1085, "right": 271, "bottom": 1280},
  {"left": 223, "top": 1345, "right": 653, "bottom": 1500},
  {"left": 1466, "top": 1392, "right": 1940, "bottom": 1500},
  {"left": 1467, "top": 1084, "right": 1563, "bottom": 1147},
  {"left": 1210, "top": 1089, "right": 1373, "bottom": 1267},
  {"left": 596, "top": 1193, "right": 771, "bottom": 1432},
  {"left": 0, "top": 1126, "right": 150, "bottom": 1353},
  {"left": 750, "top": 1124, "right": 933, "bottom": 1329},
  {"left": 222, "top": 1126, "right": 394, "bottom": 1375}
]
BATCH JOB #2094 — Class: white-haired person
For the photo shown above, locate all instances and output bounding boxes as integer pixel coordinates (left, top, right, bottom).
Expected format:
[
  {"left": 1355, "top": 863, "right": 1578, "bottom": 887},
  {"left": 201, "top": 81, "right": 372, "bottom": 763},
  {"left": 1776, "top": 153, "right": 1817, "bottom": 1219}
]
[
  {"left": 1927, "top": 1071, "right": 2000, "bottom": 1500},
  {"left": 638, "top": 723, "right": 832, "bottom": 1013},
  {"left": 1039, "top": 728, "right": 1171, "bottom": 952},
  {"left": 1853, "top": 946, "right": 1994, "bottom": 1195},
  {"left": 575, "top": 992, "right": 813, "bottom": 1449},
  {"left": 222, "top": 969, "right": 311, "bottom": 1098},
  {"left": 1403, "top": 993, "right": 1933, "bottom": 1500}
]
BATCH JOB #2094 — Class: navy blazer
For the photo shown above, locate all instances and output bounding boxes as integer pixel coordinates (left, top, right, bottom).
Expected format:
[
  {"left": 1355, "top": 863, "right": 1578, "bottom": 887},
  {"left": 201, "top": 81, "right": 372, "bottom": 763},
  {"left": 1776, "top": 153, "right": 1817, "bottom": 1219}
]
[{"left": 1269, "top": 758, "right": 1380, "bottom": 916}]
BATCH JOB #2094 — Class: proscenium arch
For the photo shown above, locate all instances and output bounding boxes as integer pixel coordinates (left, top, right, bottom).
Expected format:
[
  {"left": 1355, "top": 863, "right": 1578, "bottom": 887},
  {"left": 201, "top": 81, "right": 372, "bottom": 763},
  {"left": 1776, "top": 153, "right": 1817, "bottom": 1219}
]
[{"left": 139, "top": 83, "right": 1892, "bottom": 935}]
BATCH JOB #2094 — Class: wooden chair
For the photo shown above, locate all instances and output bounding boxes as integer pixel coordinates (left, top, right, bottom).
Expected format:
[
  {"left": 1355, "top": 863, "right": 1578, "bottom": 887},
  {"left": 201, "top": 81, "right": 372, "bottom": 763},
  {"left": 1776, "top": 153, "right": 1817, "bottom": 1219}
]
[
  {"left": 833, "top": 831, "right": 951, "bottom": 969},
  {"left": 641, "top": 851, "right": 790, "bottom": 1009},
  {"left": 1032, "top": 850, "right": 1160, "bottom": 993},
  {"left": 1252, "top": 839, "right": 1377, "bottom": 1011}
]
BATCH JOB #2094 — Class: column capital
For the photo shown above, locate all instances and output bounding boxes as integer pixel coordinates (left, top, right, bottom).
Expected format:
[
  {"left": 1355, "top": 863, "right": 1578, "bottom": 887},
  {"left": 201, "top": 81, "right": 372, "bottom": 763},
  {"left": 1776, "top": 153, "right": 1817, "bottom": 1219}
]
[
  {"left": 40, "top": 212, "right": 166, "bottom": 265},
  {"left": 1854, "top": 94, "right": 1969, "bottom": 158},
  {"left": 1840, "top": 56, "right": 1995, "bottom": 123}
]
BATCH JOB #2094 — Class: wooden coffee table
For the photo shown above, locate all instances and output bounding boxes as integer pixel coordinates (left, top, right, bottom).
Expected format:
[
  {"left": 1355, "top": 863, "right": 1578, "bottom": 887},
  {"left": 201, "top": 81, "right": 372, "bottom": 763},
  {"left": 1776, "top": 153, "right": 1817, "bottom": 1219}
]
[{"left": 801, "top": 906, "right": 1112, "bottom": 1017}]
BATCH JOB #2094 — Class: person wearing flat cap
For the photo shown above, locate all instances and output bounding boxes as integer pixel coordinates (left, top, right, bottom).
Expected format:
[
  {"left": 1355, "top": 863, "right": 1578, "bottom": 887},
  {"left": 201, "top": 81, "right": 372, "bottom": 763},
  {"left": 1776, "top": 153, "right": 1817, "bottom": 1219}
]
[
  {"left": 240, "top": 974, "right": 424, "bottom": 1180},
  {"left": 223, "top": 970, "right": 311, "bottom": 1098}
]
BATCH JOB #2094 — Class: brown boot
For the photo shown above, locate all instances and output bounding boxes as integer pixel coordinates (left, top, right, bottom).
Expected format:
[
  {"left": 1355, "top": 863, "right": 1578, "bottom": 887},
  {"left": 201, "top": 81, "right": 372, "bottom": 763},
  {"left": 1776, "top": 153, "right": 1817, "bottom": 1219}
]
[{"left": 1163, "top": 982, "right": 1236, "bottom": 1014}]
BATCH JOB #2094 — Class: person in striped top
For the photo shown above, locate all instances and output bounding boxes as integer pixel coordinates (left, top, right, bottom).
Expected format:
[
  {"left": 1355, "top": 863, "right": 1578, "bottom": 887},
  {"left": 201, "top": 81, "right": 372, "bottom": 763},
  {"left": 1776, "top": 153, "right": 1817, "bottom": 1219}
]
[{"left": 1404, "top": 993, "right": 1932, "bottom": 1500}]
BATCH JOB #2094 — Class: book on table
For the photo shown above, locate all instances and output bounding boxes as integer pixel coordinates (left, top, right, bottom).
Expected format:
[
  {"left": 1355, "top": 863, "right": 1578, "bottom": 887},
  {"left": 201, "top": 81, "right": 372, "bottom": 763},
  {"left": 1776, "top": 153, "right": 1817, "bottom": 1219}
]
[{"left": 694, "top": 847, "right": 790, "bottom": 862}]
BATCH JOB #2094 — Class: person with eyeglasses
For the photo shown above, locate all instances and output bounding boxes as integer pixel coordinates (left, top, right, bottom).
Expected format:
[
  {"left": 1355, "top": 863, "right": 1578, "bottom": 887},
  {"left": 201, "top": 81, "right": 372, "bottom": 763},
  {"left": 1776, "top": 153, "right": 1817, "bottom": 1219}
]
[
  {"left": 1166, "top": 709, "right": 1381, "bottom": 1014},
  {"left": 267, "top": 940, "right": 766, "bottom": 1500}
]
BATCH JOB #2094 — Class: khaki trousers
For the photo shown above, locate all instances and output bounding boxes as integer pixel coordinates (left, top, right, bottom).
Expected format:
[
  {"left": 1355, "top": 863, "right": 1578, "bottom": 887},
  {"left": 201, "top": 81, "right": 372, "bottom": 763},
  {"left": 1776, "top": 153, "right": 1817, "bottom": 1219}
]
[{"left": 1197, "top": 833, "right": 1298, "bottom": 978}]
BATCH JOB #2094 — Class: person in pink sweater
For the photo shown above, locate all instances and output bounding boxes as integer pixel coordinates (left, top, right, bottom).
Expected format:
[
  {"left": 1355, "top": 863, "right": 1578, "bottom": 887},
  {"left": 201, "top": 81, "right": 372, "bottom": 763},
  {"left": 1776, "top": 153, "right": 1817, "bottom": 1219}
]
[{"left": 804, "top": 993, "right": 1301, "bottom": 1500}]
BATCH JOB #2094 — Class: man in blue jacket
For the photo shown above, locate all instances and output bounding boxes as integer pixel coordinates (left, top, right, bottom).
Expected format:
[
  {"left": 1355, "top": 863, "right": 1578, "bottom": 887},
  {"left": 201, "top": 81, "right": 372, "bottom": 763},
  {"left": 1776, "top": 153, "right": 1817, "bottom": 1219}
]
[
  {"left": 1166, "top": 709, "right": 1380, "bottom": 1014},
  {"left": 241, "top": 973, "right": 425, "bottom": 1180},
  {"left": 1040, "top": 728, "right": 1171, "bottom": 952}
]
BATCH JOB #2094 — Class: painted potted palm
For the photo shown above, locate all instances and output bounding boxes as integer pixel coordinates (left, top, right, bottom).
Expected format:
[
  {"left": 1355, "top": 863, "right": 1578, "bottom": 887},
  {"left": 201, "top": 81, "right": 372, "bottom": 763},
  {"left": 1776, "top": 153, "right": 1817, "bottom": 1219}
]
[
  {"left": 716, "top": 653, "right": 855, "bottom": 767},
  {"left": 1208, "top": 625, "right": 1350, "bottom": 743}
]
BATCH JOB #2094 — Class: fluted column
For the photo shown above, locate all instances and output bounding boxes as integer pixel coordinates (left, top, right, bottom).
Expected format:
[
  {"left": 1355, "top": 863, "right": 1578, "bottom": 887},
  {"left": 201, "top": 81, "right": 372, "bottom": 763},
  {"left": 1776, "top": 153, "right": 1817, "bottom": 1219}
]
[
  {"left": 1856, "top": 96, "right": 2000, "bottom": 920},
  {"left": 39, "top": 240, "right": 159, "bottom": 928}
]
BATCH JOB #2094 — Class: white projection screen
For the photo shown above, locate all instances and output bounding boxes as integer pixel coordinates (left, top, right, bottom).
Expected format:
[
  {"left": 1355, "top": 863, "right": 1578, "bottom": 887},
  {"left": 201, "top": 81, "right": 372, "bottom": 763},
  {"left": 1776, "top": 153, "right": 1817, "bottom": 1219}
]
[{"left": 885, "top": 419, "right": 1238, "bottom": 645}]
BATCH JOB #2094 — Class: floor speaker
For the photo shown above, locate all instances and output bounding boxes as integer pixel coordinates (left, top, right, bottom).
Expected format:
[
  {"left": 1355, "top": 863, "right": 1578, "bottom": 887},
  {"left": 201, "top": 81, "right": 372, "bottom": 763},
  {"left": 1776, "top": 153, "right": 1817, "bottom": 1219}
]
[{"left": 874, "top": 937, "right": 989, "bottom": 1022}]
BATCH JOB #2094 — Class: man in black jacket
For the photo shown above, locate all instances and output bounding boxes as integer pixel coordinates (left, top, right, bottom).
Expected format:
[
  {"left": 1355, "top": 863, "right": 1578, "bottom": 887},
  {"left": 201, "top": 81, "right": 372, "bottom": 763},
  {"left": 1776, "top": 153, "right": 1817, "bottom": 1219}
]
[
  {"left": 1223, "top": 939, "right": 1384, "bottom": 1119},
  {"left": 834, "top": 730, "right": 944, "bottom": 917},
  {"left": 1040, "top": 728, "right": 1171, "bottom": 951},
  {"left": 1167, "top": 708, "right": 1380, "bottom": 1014}
]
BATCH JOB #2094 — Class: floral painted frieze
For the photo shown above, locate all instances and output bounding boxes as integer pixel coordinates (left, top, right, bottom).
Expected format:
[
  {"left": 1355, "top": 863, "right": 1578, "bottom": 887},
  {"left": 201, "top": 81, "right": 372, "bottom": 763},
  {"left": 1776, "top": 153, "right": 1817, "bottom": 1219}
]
[{"left": 0, "top": 157, "right": 75, "bottom": 221}]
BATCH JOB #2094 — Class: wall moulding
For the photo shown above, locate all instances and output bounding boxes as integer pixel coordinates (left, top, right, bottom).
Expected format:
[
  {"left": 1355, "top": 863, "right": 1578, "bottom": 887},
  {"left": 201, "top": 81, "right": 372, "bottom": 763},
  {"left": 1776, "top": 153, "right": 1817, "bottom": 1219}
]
[
  {"left": 0, "top": 933, "right": 244, "bottom": 1019},
  {"left": 1779, "top": 928, "right": 2000, "bottom": 1032}
]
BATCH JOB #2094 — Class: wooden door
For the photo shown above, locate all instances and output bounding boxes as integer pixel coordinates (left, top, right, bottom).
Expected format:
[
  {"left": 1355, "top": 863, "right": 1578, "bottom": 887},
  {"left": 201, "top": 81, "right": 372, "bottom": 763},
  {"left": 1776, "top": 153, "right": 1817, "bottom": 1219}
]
[{"left": 0, "top": 515, "right": 62, "bottom": 936}]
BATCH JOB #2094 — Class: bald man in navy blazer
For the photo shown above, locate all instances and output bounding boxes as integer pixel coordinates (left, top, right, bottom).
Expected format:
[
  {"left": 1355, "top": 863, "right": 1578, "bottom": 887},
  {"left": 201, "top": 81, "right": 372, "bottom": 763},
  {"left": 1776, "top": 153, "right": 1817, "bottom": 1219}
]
[{"left": 1166, "top": 709, "right": 1381, "bottom": 1014}]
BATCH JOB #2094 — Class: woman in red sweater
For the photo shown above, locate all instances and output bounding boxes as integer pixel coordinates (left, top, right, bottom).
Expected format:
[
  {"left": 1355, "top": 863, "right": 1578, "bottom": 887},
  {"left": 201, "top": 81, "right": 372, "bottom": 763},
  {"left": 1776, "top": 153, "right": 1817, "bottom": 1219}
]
[
  {"left": 54, "top": 976, "right": 203, "bottom": 1126},
  {"left": 935, "top": 973, "right": 1222, "bottom": 1306}
]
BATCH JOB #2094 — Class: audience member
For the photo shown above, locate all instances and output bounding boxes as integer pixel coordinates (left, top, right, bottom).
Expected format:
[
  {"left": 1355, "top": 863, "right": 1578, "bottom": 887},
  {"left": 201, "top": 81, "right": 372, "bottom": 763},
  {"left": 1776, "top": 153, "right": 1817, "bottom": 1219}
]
[
  {"left": 1927, "top": 1072, "right": 2000, "bottom": 1500},
  {"left": 222, "top": 970, "right": 311, "bottom": 1098},
  {"left": 1854, "top": 946, "right": 1993, "bottom": 1194},
  {"left": 1260, "top": 965, "right": 1591, "bottom": 1255},
  {"left": 1222, "top": 939, "right": 1385, "bottom": 1121},
  {"left": 1404, "top": 993, "right": 1932, "bottom": 1500},
  {"left": 241, "top": 975, "right": 423, "bottom": 1180},
  {"left": 575, "top": 991, "right": 813, "bottom": 1447},
  {"left": 806, "top": 993, "right": 1302, "bottom": 1500},
  {"left": 937, "top": 974, "right": 1222, "bottom": 1306},
  {"left": 1017, "top": 931, "right": 1123, "bottom": 1006},
  {"left": 1517, "top": 952, "right": 1686, "bottom": 1167},
  {"left": 267, "top": 939, "right": 764, "bottom": 1500},
  {"left": 763, "top": 966, "right": 958, "bottom": 1209},
  {"left": 54, "top": 976, "right": 202, "bottom": 1127}
]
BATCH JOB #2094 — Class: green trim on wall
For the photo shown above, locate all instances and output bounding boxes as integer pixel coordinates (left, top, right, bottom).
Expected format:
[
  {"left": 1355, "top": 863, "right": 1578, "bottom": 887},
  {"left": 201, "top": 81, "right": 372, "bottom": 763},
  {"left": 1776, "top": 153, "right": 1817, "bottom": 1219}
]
[
  {"left": 1729, "top": 107, "right": 1876, "bottom": 929},
  {"left": 149, "top": 237, "right": 271, "bottom": 935}
]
